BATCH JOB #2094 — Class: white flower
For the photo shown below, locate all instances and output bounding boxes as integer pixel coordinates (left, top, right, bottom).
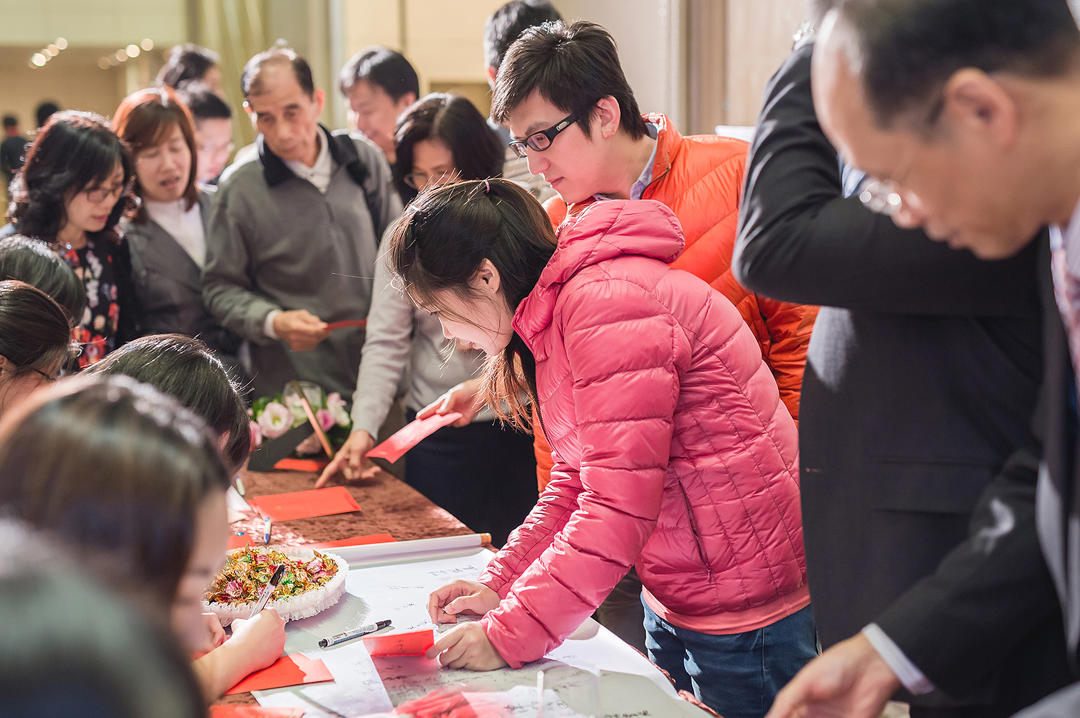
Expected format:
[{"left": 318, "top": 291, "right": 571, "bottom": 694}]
[{"left": 257, "top": 401, "right": 293, "bottom": 439}]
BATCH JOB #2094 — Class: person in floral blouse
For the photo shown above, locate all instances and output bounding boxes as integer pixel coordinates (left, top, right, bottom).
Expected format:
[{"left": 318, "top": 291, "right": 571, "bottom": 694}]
[{"left": 2, "top": 111, "right": 137, "bottom": 367}]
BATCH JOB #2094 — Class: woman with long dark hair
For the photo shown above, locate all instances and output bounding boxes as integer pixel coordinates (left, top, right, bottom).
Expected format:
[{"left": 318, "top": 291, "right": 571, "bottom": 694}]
[
  {"left": 318, "top": 94, "right": 536, "bottom": 547},
  {"left": 393, "top": 180, "right": 814, "bottom": 718},
  {"left": 112, "top": 87, "right": 242, "bottom": 364},
  {"left": 4, "top": 111, "right": 137, "bottom": 367}
]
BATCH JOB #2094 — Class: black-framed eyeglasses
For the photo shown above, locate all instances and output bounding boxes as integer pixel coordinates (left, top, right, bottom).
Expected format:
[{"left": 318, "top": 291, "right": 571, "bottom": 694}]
[
  {"left": 508, "top": 110, "right": 584, "bottom": 159},
  {"left": 32, "top": 367, "right": 59, "bottom": 383}
]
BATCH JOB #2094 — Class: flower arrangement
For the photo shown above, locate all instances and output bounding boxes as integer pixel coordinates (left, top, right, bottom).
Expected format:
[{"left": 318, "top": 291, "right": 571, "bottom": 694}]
[{"left": 248, "top": 381, "right": 352, "bottom": 454}]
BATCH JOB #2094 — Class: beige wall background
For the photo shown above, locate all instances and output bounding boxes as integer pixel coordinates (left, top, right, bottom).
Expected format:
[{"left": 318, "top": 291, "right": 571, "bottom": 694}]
[{"left": 0, "top": 0, "right": 813, "bottom": 148}]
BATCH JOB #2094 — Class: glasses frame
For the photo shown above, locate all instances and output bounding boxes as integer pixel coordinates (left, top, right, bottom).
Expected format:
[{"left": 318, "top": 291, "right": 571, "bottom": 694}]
[
  {"left": 403, "top": 167, "right": 461, "bottom": 191},
  {"left": 508, "top": 109, "right": 585, "bottom": 159},
  {"left": 82, "top": 177, "right": 132, "bottom": 205}
]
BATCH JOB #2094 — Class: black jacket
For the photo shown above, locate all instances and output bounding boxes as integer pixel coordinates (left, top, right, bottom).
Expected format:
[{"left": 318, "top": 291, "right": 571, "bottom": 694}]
[{"left": 733, "top": 41, "right": 1069, "bottom": 713}]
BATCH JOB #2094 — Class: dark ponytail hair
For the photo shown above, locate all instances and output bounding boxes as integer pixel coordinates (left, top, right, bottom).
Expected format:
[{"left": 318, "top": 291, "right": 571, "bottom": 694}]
[
  {"left": 0, "top": 280, "right": 74, "bottom": 379},
  {"left": 7, "top": 111, "right": 133, "bottom": 246},
  {"left": 387, "top": 178, "right": 556, "bottom": 428}
]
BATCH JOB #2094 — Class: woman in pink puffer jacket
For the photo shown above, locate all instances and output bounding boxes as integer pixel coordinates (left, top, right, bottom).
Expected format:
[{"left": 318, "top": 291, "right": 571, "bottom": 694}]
[{"left": 389, "top": 179, "right": 814, "bottom": 718}]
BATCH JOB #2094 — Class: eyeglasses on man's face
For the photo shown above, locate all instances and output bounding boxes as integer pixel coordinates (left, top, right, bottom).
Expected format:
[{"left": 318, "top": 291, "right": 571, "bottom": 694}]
[{"left": 508, "top": 110, "right": 584, "bottom": 159}]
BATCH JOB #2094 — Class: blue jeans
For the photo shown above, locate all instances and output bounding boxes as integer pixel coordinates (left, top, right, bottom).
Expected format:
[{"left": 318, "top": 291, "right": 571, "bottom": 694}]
[{"left": 642, "top": 599, "right": 818, "bottom": 718}]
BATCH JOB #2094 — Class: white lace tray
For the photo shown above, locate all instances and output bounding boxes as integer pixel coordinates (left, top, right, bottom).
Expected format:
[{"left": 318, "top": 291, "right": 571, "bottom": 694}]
[{"left": 202, "top": 547, "right": 348, "bottom": 627}]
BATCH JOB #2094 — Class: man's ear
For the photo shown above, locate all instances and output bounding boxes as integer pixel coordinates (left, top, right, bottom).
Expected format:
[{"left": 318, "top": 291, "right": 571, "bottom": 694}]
[
  {"left": 470, "top": 259, "right": 502, "bottom": 296},
  {"left": 486, "top": 65, "right": 498, "bottom": 90},
  {"left": 591, "top": 96, "right": 622, "bottom": 140},
  {"left": 312, "top": 88, "right": 326, "bottom": 116},
  {"left": 942, "top": 68, "right": 1018, "bottom": 148}
]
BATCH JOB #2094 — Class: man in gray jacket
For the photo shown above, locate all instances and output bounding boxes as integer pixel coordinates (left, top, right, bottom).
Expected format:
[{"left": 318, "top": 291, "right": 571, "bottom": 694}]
[{"left": 203, "top": 46, "right": 401, "bottom": 398}]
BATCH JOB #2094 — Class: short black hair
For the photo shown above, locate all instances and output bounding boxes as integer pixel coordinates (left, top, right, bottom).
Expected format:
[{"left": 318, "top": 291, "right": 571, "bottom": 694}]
[
  {"left": 2, "top": 116, "right": 16, "bottom": 129},
  {"left": 491, "top": 21, "right": 648, "bottom": 141},
  {"left": 156, "top": 43, "right": 220, "bottom": 90},
  {"left": 34, "top": 102, "right": 58, "bottom": 129},
  {"left": 484, "top": 0, "right": 563, "bottom": 72},
  {"left": 242, "top": 45, "right": 315, "bottom": 98},
  {"left": 338, "top": 46, "right": 419, "bottom": 102},
  {"left": 0, "top": 236, "right": 87, "bottom": 324},
  {"left": 393, "top": 93, "right": 504, "bottom": 202},
  {"left": 834, "top": 0, "right": 1080, "bottom": 128},
  {"left": 87, "top": 334, "right": 251, "bottom": 473},
  {"left": 176, "top": 81, "right": 232, "bottom": 121}
]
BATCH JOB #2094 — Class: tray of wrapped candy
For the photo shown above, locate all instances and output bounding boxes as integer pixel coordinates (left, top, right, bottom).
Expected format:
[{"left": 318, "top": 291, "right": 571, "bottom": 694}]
[{"left": 202, "top": 546, "right": 348, "bottom": 626}]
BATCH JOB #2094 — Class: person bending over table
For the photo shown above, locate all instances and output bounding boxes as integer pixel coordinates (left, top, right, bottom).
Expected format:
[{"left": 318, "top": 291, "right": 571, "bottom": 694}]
[{"left": 390, "top": 179, "right": 815, "bottom": 718}]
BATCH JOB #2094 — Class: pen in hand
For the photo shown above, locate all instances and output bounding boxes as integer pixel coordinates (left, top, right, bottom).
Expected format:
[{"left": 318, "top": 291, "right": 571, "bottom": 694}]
[{"left": 249, "top": 564, "right": 286, "bottom": 619}]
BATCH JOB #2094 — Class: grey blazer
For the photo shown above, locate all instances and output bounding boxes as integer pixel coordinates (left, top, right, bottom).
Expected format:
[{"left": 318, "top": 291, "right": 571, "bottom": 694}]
[{"left": 122, "top": 190, "right": 241, "bottom": 357}]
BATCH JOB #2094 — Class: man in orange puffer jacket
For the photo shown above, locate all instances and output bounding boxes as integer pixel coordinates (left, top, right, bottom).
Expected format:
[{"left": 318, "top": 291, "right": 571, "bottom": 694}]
[{"left": 492, "top": 21, "right": 819, "bottom": 493}]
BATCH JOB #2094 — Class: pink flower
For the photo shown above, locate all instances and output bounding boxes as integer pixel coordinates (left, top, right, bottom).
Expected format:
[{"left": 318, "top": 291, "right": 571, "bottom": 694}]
[
  {"left": 316, "top": 408, "right": 335, "bottom": 431},
  {"left": 249, "top": 420, "right": 263, "bottom": 449}
]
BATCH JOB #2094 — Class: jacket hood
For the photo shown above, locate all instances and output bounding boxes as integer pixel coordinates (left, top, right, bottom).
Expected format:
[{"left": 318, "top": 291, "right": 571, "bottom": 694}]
[{"left": 514, "top": 199, "right": 685, "bottom": 343}]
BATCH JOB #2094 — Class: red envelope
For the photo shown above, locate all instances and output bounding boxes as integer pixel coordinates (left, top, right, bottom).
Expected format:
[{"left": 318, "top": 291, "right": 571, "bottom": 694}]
[
  {"left": 326, "top": 319, "right": 367, "bottom": 331},
  {"left": 249, "top": 487, "right": 361, "bottom": 522},
  {"left": 228, "top": 532, "right": 253, "bottom": 550},
  {"left": 366, "top": 413, "right": 464, "bottom": 462},
  {"left": 209, "top": 707, "right": 305, "bottom": 717},
  {"left": 363, "top": 628, "right": 435, "bottom": 657},
  {"left": 273, "top": 457, "right": 330, "bottom": 473},
  {"left": 224, "top": 653, "right": 333, "bottom": 694},
  {"left": 306, "top": 533, "right": 396, "bottom": 549}
]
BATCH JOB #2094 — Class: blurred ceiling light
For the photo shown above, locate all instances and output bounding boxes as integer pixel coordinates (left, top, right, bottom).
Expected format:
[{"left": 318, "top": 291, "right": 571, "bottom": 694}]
[
  {"left": 97, "top": 57, "right": 111, "bottom": 70},
  {"left": 115, "top": 49, "right": 127, "bottom": 62},
  {"left": 46, "top": 43, "right": 58, "bottom": 53},
  {"left": 55, "top": 37, "right": 68, "bottom": 50},
  {"left": 125, "top": 44, "right": 140, "bottom": 58},
  {"left": 31, "top": 53, "right": 47, "bottom": 67},
  {"left": 140, "top": 38, "right": 154, "bottom": 51}
]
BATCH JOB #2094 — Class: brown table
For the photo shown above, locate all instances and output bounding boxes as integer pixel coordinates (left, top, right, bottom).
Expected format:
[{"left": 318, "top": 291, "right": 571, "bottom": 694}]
[{"left": 218, "top": 465, "right": 474, "bottom": 708}]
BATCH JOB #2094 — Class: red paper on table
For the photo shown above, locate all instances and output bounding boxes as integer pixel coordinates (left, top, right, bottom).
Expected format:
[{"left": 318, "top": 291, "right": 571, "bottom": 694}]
[
  {"left": 363, "top": 628, "right": 435, "bottom": 657},
  {"left": 210, "top": 707, "right": 306, "bottom": 717},
  {"left": 228, "top": 532, "right": 253, "bottom": 549},
  {"left": 249, "top": 486, "right": 361, "bottom": 522},
  {"left": 326, "top": 319, "right": 367, "bottom": 331},
  {"left": 366, "top": 412, "right": 463, "bottom": 462},
  {"left": 306, "top": 533, "right": 396, "bottom": 549},
  {"left": 224, "top": 653, "right": 333, "bottom": 694},
  {"left": 273, "top": 457, "right": 330, "bottom": 473}
]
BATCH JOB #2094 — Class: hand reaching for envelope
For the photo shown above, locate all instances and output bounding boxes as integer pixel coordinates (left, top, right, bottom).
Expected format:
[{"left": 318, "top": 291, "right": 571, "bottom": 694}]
[
  {"left": 315, "top": 429, "right": 379, "bottom": 487},
  {"left": 416, "top": 378, "right": 485, "bottom": 428},
  {"left": 273, "top": 309, "right": 330, "bottom": 352}
]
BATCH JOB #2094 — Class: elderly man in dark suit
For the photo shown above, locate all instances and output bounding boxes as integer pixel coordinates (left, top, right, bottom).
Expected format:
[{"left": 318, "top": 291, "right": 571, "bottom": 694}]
[{"left": 759, "top": 1, "right": 1080, "bottom": 716}]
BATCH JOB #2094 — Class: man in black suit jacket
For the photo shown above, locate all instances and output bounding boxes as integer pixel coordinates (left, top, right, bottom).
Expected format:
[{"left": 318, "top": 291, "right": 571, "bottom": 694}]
[
  {"left": 767, "top": 1, "right": 1080, "bottom": 716},
  {"left": 735, "top": 23, "right": 1070, "bottom": 718}
]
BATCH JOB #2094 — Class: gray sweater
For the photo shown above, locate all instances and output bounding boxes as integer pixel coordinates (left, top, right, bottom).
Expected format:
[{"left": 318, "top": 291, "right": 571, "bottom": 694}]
[
  {"left": 203, "top": 127, "right": 402, "bottom": 397},
  {"left": 350, "top": 247, "right": 492, "bottom": 437}
]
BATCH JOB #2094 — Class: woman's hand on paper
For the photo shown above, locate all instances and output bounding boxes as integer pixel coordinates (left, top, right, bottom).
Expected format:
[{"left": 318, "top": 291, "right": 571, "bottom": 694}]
[
  {"left": 426, "top": 622, "right": 507, "bottom": 671},
  {"left": 316, "top": 429, "right": 379, "bottom": 487},
  {"left": 427, "top": 580, "right": 500, "bottom": 624},
  {"left": 227, "top": 608, "right": 287, "bottom": 675},
  {"left": 417, "top": 378, "right": 484, "bottom": 428}
]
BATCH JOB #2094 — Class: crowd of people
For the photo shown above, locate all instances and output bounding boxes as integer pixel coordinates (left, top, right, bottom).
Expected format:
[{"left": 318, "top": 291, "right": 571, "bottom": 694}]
[{"left": 4, "top": 0, "right": 1080, "bottom": 717}]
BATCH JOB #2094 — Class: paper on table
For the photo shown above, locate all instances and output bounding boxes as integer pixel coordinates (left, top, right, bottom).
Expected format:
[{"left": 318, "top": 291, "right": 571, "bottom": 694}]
[
  {"left": 254, "top": 642, "right": 393, "bottom": 718},
  {"left": 249, "top": 487, "right": 361, "bottom": 522},
  {"left": 209, "top": 707, "right": 305, "bottom": 717},
  {"left": 363, "top": 628, "right": 435, "bottom": 657},
  {"left": 226, "top": 653, "right": 334, "bottom": 694},
  {"left": 366, "top": 412, "right": 463, "bottom": 462},
  {"left": 274, "top": 457, "right": 329, "bottom": 473},
  {"left": 305, "top": 534, "right": 396, "bottom": 549}
]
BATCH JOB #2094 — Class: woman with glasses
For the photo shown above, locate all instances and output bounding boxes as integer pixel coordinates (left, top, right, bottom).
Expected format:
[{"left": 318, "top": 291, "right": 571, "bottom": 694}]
[
  {"left": 3, "top": 111, "right": 137, "bottom": 367},
  {"left": 318, "top": 93, "right": 538, "bottom": 547},
  {"left": 0, "top": 280, "right": 75, "bottom": 416},
  {"left": 112, "top": 87, "right": 242, "bottom": 366}
]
